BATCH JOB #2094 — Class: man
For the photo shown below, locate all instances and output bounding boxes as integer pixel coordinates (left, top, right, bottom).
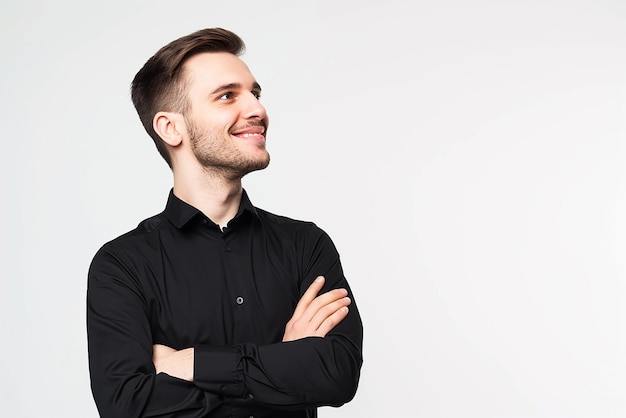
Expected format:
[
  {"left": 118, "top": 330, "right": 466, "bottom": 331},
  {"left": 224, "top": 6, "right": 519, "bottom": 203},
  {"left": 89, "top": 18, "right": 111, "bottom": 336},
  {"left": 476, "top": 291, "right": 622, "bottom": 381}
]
[{"left": 87, "top": 28, "right": 363, "bottom": 417}]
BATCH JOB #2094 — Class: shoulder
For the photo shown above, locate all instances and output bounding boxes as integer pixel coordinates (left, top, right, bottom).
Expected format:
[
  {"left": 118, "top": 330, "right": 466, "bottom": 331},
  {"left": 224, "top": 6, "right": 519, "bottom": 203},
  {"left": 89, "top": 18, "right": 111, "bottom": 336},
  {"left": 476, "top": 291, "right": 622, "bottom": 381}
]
[
  {"left": 254, "top": 206, "right": 323, "bottom": 235},
  {"left": 255, "top": 206, "right": 312, "bottom": 226},
  {"left": 90, "top": 211, "right": 168, "bottom": 267},
  {"left": 253, "top": 206, "right": 337, "bottom": 252},
  {"left": 108, "top": 212, "right": 167, "bottom": 246}
]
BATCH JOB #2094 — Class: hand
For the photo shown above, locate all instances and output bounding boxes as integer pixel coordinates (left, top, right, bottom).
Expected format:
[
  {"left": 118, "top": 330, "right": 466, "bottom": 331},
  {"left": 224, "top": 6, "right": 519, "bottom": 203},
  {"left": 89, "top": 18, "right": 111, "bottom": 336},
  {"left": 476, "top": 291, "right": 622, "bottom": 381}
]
[
  {"left": 152, "top": 344, "right": 194, "bottom": 382},
  {"left": 282, "top": 276, "right": 351, "bottom": 342}
]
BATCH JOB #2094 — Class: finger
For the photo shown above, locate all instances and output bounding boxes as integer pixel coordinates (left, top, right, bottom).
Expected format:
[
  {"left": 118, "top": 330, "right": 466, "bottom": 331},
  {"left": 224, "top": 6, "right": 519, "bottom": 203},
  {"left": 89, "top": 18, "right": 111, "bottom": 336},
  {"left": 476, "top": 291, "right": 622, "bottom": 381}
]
[
  {"left": 291, "top": 276, "right": 325, "bottom": 319},
  {"left": 309, "top": 296, "right": 351, "bottom": 332},
  {"left": 314, "top": 305, "right": 350, "bottom": 337},
  {"left": 300, "top": 288, "right": 348, "bottom": 324}
]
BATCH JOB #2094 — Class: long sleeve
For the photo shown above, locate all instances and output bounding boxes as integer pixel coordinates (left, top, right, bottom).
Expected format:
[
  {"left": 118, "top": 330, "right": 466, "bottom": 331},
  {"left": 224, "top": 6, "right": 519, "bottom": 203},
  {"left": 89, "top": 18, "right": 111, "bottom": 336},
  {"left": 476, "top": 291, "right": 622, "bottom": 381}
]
[
  {"left": 87, "top": 248, "right": 225, "bottom": 418},
  {"left": 192, "top": 227, "right": 363, "bottom": 408}
]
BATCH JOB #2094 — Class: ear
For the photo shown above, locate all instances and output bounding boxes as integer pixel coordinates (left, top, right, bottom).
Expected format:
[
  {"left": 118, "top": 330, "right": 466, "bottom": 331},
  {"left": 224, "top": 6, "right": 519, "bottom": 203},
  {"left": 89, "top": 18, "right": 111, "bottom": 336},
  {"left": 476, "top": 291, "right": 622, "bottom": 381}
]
[{"left": 153, "top": 111, "right": 184, "bottom": 147}]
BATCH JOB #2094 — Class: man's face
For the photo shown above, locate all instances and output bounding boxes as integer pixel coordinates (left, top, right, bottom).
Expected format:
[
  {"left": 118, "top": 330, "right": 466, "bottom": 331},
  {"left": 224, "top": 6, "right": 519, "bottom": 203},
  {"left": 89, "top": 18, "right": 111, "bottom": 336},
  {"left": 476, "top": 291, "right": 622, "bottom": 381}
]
[{"left": 182, "top": 52, "right": 270, "bottom": 178}]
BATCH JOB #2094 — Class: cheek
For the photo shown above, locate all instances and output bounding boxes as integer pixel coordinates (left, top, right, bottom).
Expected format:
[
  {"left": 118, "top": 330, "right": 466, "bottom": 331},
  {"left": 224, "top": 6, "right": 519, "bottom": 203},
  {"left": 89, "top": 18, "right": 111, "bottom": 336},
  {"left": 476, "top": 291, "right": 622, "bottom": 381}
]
[
  {"left": 210, "top": 112, "right": 240, "bottom": 134},
  {"left": 188, "top": 105, "right": 245, "bottom": 139}
]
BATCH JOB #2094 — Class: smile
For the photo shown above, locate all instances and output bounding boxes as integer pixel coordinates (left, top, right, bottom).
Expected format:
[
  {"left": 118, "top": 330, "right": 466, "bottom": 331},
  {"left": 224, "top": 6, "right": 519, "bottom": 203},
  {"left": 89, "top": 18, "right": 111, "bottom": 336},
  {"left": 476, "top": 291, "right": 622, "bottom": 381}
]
[
  {"left": 231, "top": 124, "right": 266, "bottom": 140},
  {"left": 239, "top": 132, "right": 264, "bottom": 138},
  {"left": 231, "top": 124, "right": 265, "bottom": 135}
]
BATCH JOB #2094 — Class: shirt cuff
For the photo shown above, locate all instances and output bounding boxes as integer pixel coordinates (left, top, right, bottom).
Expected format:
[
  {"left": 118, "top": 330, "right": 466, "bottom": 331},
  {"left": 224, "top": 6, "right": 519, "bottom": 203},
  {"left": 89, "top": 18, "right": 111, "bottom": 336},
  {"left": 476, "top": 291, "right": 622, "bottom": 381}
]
[{"left": 193, "top": 345, "right": 246, "bottom": 397}]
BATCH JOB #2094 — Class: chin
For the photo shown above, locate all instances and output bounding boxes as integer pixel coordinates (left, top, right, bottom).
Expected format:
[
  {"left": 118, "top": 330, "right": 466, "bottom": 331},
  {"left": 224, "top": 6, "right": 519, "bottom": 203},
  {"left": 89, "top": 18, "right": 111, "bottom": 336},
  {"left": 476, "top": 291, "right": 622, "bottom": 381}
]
[{"left": 247, "top": 156, "right": 270, "bottom": 173}]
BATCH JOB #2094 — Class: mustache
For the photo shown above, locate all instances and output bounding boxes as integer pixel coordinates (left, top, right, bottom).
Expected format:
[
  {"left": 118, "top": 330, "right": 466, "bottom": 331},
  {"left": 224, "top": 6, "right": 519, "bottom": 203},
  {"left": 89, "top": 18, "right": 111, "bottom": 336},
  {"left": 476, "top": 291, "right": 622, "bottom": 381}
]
[{"left": 231, "top": 120, "right": 267, "bottom": 131}]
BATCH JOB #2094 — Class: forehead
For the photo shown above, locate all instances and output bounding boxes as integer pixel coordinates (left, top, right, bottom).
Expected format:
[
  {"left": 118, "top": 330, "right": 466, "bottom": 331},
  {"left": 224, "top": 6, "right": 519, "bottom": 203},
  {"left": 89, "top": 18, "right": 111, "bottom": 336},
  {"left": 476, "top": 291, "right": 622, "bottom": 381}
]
[{"left": 182, "top": 52, "right": 256, "bottom": 89}]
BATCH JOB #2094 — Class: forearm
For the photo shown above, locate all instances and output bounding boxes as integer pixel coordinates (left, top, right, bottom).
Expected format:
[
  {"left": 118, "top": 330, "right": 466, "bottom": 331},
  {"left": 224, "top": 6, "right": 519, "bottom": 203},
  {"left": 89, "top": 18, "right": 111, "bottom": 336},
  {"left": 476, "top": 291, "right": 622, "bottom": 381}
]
[
  {"left": 192, "top": 320, "right": 362, "bottom": 408},
  {"left": 88, "top": 331, "right": 216, "bottom": 417},
  {"left": 246, "top": 334, "right": 361, "bottom": 406}
]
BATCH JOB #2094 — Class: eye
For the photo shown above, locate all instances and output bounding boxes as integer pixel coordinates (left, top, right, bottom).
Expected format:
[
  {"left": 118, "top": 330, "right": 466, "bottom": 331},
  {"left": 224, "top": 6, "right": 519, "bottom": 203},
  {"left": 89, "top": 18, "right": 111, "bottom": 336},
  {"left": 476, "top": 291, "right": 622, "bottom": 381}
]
[
  {"left": 252, "top": 90, "right": 262, "bottom": 99},
  {"left": 219, "top": 92, "right": 233, "bottom": 100}
]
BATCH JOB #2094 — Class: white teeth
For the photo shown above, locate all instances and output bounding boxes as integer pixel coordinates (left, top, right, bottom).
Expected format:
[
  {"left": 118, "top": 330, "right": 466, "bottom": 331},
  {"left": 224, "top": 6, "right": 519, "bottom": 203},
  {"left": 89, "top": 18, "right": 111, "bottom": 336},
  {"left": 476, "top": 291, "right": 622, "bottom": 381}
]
[{"left": 240, "top": 133, "right": 262, "bottom": 138}]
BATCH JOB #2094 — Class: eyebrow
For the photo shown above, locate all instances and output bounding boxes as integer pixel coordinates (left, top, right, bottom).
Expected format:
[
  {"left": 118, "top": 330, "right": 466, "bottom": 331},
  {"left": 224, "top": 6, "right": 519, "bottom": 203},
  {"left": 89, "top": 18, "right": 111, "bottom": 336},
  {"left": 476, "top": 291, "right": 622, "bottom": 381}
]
[{"left": 210, "top": 82, "right": 262, "bottom": 95}]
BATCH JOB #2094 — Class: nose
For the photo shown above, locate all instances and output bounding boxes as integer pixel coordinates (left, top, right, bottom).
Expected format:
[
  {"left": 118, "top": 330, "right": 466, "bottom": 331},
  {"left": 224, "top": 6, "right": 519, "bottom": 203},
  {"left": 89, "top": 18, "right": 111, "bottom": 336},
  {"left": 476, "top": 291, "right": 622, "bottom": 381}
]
[{"left": 241, "top": 91, "right": 267, "bottom": 120}]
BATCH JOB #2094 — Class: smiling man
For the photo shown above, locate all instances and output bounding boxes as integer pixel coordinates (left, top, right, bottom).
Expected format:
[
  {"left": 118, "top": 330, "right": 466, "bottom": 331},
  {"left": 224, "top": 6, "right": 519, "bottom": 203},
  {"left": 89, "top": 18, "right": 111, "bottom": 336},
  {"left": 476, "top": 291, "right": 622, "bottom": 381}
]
[{"left": 87, "top": 28, "right": 363, "bottom": 417}]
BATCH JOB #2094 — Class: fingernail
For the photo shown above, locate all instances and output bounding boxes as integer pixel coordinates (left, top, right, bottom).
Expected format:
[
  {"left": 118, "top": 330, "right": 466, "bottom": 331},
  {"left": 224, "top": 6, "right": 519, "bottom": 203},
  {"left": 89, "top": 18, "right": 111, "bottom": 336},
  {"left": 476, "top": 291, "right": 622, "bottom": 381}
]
[{"left": 315, "top": 276, "right": 324, "bottom": 282}]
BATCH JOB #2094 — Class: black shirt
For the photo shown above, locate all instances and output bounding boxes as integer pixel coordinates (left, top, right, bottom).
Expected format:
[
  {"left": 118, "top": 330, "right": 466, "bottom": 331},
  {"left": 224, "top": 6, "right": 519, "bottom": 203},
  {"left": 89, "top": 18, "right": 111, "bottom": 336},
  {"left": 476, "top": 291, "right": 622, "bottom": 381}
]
[{"left": 87, "top": 190, "right": 363, "bottom": 418}]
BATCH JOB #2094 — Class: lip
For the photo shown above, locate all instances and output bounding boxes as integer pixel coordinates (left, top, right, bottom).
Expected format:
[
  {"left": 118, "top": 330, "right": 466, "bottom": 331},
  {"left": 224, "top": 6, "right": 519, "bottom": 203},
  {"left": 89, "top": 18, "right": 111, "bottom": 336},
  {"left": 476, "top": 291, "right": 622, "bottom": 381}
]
[{"left": 231, "top": 125, "right": 266, "bottom": 140}]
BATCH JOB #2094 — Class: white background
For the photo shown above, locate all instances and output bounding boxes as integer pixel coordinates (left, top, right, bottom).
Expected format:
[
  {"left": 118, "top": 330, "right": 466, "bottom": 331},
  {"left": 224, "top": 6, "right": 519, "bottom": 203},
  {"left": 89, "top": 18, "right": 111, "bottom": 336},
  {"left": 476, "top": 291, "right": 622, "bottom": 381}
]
[{"left": 1, "top": 0, "right": 625, "bottom": 417}]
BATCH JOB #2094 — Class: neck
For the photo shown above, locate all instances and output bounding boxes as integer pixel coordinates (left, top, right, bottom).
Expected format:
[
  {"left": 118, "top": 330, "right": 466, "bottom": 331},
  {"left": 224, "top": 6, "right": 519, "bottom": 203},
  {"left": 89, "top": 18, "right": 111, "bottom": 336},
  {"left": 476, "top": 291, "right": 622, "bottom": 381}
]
[{"left": 172, "top": 167, "right": 244, "bottom": 228}]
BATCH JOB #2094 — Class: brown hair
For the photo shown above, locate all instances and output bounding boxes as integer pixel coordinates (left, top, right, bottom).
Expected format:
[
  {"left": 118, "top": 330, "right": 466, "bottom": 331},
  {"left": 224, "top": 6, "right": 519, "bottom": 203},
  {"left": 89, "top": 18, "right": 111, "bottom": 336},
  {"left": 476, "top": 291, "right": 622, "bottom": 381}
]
[{"left": 131, "top": 28, "right": 246, "bottom": 167}]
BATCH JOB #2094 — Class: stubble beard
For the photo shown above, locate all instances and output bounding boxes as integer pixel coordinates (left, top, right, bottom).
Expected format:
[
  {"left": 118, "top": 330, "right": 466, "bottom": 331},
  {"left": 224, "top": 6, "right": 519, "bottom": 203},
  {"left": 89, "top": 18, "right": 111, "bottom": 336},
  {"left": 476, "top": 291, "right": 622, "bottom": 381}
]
[{"left": 187, "top": 117, "right": 270, "bottom": 180}]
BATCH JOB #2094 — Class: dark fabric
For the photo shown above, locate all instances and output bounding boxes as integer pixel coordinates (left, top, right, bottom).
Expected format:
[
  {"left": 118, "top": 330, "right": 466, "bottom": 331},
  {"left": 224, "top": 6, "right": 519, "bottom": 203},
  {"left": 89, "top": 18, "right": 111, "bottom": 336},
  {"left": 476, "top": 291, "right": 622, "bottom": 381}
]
[{"left": 87, "top": 189, "right": 363, "bottom": 417}]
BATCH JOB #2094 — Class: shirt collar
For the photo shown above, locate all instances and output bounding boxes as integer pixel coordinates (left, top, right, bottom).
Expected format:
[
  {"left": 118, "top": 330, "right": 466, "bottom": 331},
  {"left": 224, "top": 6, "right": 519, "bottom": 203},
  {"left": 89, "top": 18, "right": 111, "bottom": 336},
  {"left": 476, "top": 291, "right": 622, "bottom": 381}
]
[{"left": 164, "top": 188, "right": 260, "bottom": 229}]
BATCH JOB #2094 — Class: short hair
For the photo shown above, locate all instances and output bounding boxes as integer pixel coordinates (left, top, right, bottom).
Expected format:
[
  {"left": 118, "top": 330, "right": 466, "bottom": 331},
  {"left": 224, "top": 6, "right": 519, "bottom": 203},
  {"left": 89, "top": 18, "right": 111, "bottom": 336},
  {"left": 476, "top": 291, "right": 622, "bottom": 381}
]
[{"left": 131, "top": 28, "right": 246, "bottom": 167}]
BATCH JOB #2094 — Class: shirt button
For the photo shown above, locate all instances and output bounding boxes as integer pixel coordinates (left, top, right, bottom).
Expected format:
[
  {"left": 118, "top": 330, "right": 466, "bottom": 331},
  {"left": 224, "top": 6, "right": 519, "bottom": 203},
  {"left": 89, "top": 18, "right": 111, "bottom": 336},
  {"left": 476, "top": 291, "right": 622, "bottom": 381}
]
[
  {"left": 248, "top": 393, "right": 254, "bottom": 399},
  {"left": 236, "top": 296, "right": 244, "bottom": 305}
]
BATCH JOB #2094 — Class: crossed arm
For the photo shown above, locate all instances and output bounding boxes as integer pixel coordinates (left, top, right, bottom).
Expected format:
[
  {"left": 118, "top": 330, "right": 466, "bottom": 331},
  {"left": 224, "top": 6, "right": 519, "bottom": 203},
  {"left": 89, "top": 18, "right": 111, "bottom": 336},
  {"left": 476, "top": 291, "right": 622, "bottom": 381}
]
[
  {"left": 88, "top": 226, "right": 363, "bottom": 417},
  {"left": 152, "top": 276, "right": 351, "bottom": 381}
]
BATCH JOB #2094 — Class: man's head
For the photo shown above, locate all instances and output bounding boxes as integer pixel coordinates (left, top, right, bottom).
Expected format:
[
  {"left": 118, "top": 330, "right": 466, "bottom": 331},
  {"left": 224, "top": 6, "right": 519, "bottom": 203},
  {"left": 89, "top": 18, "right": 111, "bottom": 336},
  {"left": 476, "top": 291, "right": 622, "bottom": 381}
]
[{"left": 131, "top": 28, "right": 268, "bottom": 174}]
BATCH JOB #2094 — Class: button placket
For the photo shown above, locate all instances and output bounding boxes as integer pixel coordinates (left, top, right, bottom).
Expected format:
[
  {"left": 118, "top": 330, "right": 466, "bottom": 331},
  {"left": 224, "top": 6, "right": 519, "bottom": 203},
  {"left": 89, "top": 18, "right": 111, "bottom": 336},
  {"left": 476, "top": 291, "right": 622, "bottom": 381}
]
[{"left": 223, "top": 232, "right": 233, "bottom": 253}]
